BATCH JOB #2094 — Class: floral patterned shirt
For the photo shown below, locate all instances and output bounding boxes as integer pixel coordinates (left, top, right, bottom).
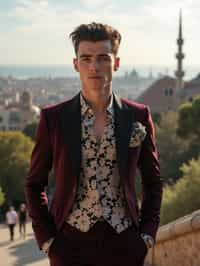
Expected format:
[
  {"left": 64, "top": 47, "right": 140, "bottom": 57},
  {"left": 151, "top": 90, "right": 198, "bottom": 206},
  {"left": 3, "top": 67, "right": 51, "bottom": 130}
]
[{"left": 66, "top": 94, "right": 133, "bottom": 233}]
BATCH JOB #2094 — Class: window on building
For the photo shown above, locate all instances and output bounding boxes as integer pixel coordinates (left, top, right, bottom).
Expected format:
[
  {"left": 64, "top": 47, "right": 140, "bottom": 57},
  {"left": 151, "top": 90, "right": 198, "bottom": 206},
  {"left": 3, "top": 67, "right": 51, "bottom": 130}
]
[
  {"left": 9, "top": 111, "right": 20, "bottom": 124},
  {"left": 164, "top": 88, "right": 173, "bottom": 96},
  {"left": 164, "top": 89, "right": 168, "bottom": 96}
]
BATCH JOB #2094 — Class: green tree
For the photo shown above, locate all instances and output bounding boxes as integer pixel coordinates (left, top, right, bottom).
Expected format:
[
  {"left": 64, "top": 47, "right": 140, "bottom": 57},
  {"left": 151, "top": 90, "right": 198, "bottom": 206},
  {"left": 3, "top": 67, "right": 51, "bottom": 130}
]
[
  {"left": 176, "top": 95, "right": 200, "bottom": 162},
  {"left": 156, "top": 111, "right": 190, "bottom": 183},
  {"left": 161, "top": 156, "right": 200, "bottom": 225},
  {"left": 152, "top": 112, "right": 161, "bottom": 126},
  {"left": 23, "top": 121, "right": 38, "bottom": 141},
  {"left": 0, "top": 131, "right": 34, "bottom": 204},
  {"left": 0, "top": 186, "right": 5, "bottom": 206},
  {"left": 177, "top": 95, "right": 200, "bottom": 139}
]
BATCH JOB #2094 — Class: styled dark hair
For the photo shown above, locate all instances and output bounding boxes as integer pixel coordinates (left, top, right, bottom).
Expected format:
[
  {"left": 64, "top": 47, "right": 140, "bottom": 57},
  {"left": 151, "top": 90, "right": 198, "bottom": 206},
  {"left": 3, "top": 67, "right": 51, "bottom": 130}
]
[{"left": 69, "top": 22, "right": 121, "bottom": 56}]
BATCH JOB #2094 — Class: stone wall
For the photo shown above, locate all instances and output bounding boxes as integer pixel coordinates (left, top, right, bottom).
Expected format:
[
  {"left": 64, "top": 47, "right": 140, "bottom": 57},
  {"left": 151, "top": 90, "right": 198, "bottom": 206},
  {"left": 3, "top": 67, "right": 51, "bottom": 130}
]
[{"left": 144, "top": 209, "right": 200, "bottom": 266}]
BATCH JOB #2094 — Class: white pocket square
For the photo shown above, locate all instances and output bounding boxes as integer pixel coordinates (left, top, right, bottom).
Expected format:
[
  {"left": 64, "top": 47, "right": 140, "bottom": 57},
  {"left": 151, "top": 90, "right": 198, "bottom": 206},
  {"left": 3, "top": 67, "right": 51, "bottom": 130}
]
[{"left": 129, "top": 122, "right": 146, "bottom": 147}]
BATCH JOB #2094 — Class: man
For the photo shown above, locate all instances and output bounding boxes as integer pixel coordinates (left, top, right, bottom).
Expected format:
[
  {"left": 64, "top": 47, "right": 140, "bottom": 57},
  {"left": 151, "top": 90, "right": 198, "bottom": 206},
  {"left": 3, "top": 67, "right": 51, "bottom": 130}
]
[
  {"left": 18, "top": 203, "right": 28, "bottom": 239},
  {"left": 25, "top": 22, "right": 163, "bottom": 266},
  {"left": 6, "top": 206, "right": 18, "bottom": 241}
]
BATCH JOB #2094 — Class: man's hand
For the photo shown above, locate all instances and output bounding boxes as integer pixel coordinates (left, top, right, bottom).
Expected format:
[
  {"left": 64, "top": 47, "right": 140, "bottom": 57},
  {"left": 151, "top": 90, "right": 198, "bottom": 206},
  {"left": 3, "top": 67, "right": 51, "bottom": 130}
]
[
  {"left": 42, "top": 237, "right": 55, "bottom": 254},
  {"left": 140, "top": 233, "right": 154, "bottom": 249},
  {"left": 40, "top": 192, "right": 48, "bottom": 205}
]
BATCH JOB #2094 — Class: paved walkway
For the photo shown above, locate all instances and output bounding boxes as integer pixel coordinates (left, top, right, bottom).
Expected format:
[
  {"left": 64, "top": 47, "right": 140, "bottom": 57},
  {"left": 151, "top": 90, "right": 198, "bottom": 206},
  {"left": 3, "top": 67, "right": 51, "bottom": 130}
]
[{"left": 0, "top": 222, "right": 49, "bottom": 266}]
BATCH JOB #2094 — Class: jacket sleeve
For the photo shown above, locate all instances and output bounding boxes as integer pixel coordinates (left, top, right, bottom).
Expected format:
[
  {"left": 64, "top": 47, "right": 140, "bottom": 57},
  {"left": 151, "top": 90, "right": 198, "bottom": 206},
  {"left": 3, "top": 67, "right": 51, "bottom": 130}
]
[
  {"left": 25, "top": 109, "right": 56, "bottom": 249},
  {"left": 137, "top": 106, "right": 163, "bottom": 240}
]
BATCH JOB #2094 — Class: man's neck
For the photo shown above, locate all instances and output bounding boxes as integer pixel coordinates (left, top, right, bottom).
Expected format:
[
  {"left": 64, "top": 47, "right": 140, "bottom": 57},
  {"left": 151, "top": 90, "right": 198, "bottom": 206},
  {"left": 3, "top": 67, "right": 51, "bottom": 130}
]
[{"left": 82, "top": 90, "right": 112, "bottom": 114}]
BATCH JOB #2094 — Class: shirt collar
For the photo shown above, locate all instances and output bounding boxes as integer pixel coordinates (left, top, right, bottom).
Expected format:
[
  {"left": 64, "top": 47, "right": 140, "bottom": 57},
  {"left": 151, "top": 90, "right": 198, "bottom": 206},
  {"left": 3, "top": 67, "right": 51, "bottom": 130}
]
[{"left": 80, "top": 93, "right": 114, "bottom": 116}]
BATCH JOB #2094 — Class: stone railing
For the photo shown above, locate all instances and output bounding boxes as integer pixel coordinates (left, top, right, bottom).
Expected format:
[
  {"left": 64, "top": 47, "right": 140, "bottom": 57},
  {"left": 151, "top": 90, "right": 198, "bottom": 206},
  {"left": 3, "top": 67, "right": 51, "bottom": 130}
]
[{"left": 144, "top": 209, "right": 200, "bottom": 266}]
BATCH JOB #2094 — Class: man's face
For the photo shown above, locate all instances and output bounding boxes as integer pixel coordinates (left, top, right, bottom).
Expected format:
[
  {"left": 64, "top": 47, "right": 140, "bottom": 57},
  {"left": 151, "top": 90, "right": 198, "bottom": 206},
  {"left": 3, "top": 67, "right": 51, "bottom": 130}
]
[{"left": 73, "top": 40, "right": 120, "bottom": 97}]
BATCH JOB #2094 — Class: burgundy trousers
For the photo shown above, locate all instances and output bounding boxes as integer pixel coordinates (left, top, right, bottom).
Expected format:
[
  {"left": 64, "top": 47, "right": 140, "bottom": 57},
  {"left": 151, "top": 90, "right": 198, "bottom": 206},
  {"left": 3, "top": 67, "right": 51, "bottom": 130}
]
[{"left": 48, "top": 221, "right": 147, "bottom": 266}]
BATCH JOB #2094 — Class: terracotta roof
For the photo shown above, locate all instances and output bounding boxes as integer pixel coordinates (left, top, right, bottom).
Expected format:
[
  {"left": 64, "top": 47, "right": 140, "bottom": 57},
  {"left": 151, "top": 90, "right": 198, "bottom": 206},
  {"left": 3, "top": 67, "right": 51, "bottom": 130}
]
[
  {"left": 136, "top": 76, "right": 177, "bottom": 113},
  {"left": 137, "top": 76, "right": 175, "bottom": 102}
]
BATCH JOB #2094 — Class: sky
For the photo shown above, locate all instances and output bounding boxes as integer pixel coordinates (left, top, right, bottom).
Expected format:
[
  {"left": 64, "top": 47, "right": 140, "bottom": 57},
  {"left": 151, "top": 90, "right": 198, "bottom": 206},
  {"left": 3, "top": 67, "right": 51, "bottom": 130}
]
[{"left": 0, "top": 0, "right": 200, "bottom": 68}]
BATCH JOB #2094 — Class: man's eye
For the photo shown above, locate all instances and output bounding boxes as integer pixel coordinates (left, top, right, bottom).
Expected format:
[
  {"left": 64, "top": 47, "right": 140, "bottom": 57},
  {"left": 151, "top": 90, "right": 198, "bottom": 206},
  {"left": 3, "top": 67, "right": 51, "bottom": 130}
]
[
  {"left": 100, "top": 56, "right": 111, "bottom": 61},
  {"left": 82, "top": 57, "right": 90, "bottom": 61}
]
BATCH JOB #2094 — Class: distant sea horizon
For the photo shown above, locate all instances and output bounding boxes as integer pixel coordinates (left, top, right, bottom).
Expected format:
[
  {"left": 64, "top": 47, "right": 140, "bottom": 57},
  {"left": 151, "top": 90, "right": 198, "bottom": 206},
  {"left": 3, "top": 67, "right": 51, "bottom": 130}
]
[{"left": 0, "top": 64, "right": 199, "bottom": 81}]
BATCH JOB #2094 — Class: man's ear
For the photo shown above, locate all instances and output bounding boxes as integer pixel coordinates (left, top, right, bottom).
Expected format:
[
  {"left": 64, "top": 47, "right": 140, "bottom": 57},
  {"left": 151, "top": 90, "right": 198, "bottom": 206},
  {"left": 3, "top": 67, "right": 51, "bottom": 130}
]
[
  {"left": 114, "top": 57, "right": 120, "bottom": 71},
  {"left": 73, "top": 58, "right": 79, "bottom": 72}
]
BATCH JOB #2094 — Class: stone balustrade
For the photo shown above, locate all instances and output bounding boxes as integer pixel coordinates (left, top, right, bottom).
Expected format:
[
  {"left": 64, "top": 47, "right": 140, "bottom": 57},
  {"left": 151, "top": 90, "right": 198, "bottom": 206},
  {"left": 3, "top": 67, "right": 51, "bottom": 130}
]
[{"left": 144, "top": 209, "right": 200, "bottom": 266}]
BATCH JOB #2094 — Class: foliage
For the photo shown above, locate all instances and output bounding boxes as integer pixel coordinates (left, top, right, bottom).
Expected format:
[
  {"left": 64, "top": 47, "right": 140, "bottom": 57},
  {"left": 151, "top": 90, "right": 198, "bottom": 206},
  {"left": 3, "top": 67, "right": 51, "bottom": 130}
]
[
  {"left": 161, "top": 156, "right": 200, "bottom": 225},
  {"left": 152, "top": 112, "right": 162, "bottom": 126},
  {"left": 0, "top": 131, "right": 34, "bottom": 204},
  {"left": 177, "top": 95, "right": 200, "bottom": 139},
  {"left": 23, "top": 121, "right": 38, "bottom": 141},
  {"left": 0, "top": 186, "right": 5, "bottom": 206},
  {"left": 155, "top": 111, "right": 190, "bottom": 183}
]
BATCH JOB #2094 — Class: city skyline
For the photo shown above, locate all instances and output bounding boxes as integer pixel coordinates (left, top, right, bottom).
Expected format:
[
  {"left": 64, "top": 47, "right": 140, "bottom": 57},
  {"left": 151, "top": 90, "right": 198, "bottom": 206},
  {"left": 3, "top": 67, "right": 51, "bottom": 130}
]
[{"left": 1, "top": 0, "right": 200, "bottom": 68}]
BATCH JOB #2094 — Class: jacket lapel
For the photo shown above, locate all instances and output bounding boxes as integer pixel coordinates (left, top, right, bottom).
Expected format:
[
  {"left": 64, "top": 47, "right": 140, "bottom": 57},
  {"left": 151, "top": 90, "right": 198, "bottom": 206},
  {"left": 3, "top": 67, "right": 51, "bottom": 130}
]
[
  {"left": 114, "top": 94, "right": 133, "bottom": 180},
  {"left": 60, "top": 93, "right": 81, "bottom": 179}
]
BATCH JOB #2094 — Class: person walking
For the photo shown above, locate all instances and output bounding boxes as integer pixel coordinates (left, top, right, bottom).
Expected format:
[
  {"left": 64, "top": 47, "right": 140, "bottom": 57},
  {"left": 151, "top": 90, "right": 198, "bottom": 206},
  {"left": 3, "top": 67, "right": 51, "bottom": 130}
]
[
  {"left": 18, "top": 203, "right": 28, "bottom": 239},
  {"left": 6, "top": 206, "right": 18, "bottom": 241}
]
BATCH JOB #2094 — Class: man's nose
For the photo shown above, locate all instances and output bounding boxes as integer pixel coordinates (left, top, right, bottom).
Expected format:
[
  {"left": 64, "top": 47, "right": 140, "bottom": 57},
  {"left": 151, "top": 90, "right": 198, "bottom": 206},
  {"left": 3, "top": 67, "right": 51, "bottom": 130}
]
[{"left": 89, "top": 60, "right": 99, "bottom": 72}]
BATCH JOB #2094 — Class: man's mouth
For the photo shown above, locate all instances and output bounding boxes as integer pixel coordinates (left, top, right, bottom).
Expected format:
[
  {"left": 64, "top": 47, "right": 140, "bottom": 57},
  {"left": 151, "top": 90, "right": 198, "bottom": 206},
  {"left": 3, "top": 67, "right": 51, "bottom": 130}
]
[{"left": 88, "top": 76, "right": 102, "bottom": 79}]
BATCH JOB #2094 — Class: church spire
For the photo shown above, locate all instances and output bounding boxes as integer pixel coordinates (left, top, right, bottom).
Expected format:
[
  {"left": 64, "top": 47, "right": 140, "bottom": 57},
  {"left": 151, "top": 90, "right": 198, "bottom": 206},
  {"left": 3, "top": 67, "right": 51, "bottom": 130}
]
[
  {"left": 179, "top": 9, "right": 183, "bottom": 40},
  {"left": 175, "top": 9, "right": 185, "bottom": 91}
]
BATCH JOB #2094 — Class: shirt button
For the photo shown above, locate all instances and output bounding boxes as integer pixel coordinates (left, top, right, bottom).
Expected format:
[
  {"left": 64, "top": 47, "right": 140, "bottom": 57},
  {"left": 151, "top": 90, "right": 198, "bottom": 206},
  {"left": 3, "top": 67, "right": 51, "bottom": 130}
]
[
  {"left": 91, "top": 180, "right": 96, "bottom": 189},
  {"left": 88, "top": 108, "right": 93, "bottom": 114}
]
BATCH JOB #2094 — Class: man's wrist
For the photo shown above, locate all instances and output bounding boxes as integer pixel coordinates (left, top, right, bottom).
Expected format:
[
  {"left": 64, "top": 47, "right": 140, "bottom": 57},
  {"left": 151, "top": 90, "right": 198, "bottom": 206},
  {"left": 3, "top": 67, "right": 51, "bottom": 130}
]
[
  {"left": 140, "top": 233, "right": 154, "bottom": 249},
  {"left": 41, "top": 237, "right": 55, "bottom": 253}
]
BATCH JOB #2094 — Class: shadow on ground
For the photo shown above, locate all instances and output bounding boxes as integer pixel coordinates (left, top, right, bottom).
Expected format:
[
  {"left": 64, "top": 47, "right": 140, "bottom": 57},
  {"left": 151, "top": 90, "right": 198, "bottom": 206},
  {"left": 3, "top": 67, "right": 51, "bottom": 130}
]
[
  {"left": 8, "top": 238, "right": 47, "bottom": 266},
  {"left": 0, "top": 240, "right": 11, "bottom": 247},
  {"left": 0, "top": 232, "right": 33, "bottom": 248}
]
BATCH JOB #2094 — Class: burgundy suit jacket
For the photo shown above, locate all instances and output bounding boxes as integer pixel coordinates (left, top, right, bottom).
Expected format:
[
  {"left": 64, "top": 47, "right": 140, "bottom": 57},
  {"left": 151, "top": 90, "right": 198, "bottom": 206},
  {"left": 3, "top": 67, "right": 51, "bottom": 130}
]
[{"left": 25, "top": 92, "right": 162, "bottom": 248}]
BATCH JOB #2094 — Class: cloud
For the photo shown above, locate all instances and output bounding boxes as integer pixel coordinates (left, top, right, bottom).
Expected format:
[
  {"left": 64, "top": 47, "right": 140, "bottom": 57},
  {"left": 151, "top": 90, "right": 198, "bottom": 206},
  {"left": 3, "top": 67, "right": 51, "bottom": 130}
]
[
  {"left": 80, "top": 0, "right": 109, "bottom": 8},
  {"left": 8, "top": 0, "right": 200, "bottom": 35},
  {"left": 1, "top": 0, "right": 199, "bottom": 66}
]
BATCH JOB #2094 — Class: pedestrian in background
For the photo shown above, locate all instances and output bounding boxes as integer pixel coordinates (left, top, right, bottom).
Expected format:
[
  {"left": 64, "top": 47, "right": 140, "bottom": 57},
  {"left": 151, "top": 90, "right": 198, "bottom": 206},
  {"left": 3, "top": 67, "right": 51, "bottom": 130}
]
[
  {"left": 18, "top": 203, "right": 28, "bottom": 239},
  {"left": 6, "top": 206, "right": 18, "bottom": 241}
]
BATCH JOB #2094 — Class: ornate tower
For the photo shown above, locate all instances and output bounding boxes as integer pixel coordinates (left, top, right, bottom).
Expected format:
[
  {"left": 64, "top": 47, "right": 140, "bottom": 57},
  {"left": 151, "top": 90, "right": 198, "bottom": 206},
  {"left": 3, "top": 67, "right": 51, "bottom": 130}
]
[
  {"left": 175, "top": 10, "right": 185, "bottom": 93},
  {"left": 20, "top": 90, "right": 32, "bottom": 110}
]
